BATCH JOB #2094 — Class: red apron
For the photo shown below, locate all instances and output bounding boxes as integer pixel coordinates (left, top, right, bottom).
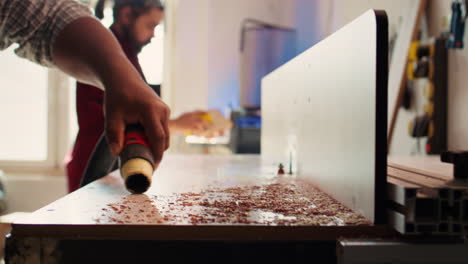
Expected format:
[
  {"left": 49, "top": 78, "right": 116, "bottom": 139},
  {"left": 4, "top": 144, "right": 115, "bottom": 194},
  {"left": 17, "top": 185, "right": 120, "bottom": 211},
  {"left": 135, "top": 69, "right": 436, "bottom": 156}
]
[{"left": 65, "top": 28, "right": 146, "bottom": 192}]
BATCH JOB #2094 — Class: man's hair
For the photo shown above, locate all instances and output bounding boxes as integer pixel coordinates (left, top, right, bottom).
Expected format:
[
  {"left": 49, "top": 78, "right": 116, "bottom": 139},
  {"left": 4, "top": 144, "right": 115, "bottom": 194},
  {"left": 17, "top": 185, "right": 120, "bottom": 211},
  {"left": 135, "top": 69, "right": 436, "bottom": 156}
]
[{"left": 95, "top": 0, "right": 164, "bottom": 20}]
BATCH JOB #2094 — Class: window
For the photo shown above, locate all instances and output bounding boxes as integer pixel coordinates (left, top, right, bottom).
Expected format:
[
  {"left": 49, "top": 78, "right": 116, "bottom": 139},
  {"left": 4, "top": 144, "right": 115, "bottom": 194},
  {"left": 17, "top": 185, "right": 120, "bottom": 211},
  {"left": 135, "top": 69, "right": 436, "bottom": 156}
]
[
  {"left": 0, "top": 46, "right": 48, "bottom": 162},
  {"left": 139, "top": 23, "right": 165, "bottom": 85},
  {"left": 0, "top": 46, "right": 75, "bottom": 170}
]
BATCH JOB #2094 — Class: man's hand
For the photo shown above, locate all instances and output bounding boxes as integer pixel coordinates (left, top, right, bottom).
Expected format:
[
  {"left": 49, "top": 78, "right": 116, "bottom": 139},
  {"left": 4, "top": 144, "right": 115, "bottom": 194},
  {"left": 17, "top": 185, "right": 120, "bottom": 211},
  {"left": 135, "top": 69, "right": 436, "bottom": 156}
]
[
  {"left": 104, "top": 79, "right": 170, "bottom": 163},
  {"left": 169, "top": 111, "right": 211, "bottom": 135},
  {"left": 52, "top": 17, "right": 170, "bottom": 163}
]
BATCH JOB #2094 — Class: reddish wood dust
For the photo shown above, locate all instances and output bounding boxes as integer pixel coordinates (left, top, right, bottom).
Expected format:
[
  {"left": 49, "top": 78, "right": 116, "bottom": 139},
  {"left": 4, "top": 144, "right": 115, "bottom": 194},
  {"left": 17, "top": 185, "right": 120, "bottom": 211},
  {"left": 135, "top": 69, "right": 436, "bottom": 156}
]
[{"left": 94, "top": 180, "right": 369, "bottom": 226}]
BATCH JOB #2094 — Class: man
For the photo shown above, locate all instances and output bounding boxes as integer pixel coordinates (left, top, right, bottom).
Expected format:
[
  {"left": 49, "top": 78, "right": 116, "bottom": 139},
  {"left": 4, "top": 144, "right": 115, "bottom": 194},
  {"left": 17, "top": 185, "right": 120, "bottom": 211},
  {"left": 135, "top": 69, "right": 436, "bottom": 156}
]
[
  {"left": 66, "top": 0, "right": 210, "bottom": 192},
  {"left": 0, "top": 0, "right": 170, "bottom": 167}
]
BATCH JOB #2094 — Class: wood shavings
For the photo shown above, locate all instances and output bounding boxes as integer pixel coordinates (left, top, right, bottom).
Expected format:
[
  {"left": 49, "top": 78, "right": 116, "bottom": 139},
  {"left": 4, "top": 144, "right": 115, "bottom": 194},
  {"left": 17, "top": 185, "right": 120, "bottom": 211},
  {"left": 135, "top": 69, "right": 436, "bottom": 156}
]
[
  {"left": 93, "top": 195, "right": 164, "bottom": 224},
  {"left": 94, "top": 179, "right": 369, "bottom": 226}
]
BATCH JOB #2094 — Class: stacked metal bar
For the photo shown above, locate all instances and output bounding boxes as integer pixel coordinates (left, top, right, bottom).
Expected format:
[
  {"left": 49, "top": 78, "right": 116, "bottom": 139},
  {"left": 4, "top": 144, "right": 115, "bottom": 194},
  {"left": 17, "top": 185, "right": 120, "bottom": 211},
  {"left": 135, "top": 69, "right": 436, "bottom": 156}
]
[{"left": 387, "top": 163, "right": 468, "bottom": 236}]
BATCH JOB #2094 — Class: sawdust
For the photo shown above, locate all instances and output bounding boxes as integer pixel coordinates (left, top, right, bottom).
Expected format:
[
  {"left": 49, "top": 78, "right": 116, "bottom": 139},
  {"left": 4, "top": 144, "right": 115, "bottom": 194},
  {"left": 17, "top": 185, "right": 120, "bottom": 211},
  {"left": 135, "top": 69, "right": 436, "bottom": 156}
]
[{"left": 94, "top": 178, "right": 369, "bottom": 226}]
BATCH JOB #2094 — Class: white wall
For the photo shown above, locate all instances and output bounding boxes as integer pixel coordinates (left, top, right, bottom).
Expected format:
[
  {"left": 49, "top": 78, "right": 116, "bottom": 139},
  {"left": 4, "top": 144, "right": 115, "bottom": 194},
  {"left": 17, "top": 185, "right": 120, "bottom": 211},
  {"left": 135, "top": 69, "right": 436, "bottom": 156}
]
[
  {"left": 328, "top": 0, "right": 427, "bottom": 156},
  {"left": 164, "top": 0, "right": 210, "bottom": 117},
  {"left": 165, "top": 0, "right": 295, "bottom": 117},
  {"left": 205, "top": 0, "right": 295, "bottom": 114},
  {"left": 296, "top": 0, "right": 408, "bottom": 48},
  {"left": 427, "top": 1, "right": 468, "bottom": 151},
  {"left": 295, "top": 0, "right": 335, "bottom": 54}
]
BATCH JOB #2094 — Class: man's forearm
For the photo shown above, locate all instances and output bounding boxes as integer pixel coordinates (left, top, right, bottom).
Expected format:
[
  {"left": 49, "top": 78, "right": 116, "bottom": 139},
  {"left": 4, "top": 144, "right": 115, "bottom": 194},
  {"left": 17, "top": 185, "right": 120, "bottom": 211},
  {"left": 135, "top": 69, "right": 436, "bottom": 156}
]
[
  {"left": 51, "top": 16, "right": 143, "bottom": 90},
  {"left": 51, "top": 15, "right": 171, "bottom": 158}
]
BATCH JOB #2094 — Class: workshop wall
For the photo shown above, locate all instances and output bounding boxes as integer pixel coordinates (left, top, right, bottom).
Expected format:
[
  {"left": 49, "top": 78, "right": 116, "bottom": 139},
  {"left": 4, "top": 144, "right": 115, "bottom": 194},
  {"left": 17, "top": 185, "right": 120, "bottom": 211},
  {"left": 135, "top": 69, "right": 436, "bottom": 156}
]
[
  {"left": 205, "top": 0, "right": 295, "bottom": 113},
  {"left": 271, "top": 0, "right": 410, "bottom": 159},
  {"left": 163, "top": 0, "right": 210, "bottom": 117},
  {"left": 166, "top": 0, "right": 467, "bottom": 154},
  {"left": 167, "top": 0, "right": 428, "bottom": 155},
  {"left": 333, "top": 0, "right": 424, "bottom": 156},
  {"left": 320, "top": 0, "right": 468, "bottom": 153},
  {"left": 294, "top": 0, "right": 334, "bottom": 54},
  {"left": 165, "top": 0, "right": 295, "bottom": 117},
  {"left": 427, "top": 1, "right": 468, "bottom": 151}
]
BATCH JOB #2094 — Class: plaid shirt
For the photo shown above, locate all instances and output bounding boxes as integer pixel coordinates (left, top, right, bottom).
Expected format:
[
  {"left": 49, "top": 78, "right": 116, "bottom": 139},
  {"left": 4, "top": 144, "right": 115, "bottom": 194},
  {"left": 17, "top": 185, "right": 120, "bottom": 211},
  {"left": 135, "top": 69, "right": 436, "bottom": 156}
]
[{"left": 0, "top": 0, "right": 92, "bottom": 67}]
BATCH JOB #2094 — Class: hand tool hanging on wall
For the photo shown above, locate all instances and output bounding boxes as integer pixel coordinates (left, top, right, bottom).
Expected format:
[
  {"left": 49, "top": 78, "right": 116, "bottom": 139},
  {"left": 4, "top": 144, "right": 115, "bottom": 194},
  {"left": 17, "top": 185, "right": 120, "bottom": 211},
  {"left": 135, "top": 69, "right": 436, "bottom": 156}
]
[
  {"left": 402, "top": 80, "right": 414, "bottom": 110},
  {"left": 408, "top": 41, "right": 435, "bottom": 60},
  {"left": 406, "top": 59, "right": 433, "bottom": 80},
  {"left": 405, "top": 38, "right": 447, "bottom": 155},
  {"left": 408, "top": 114, "right": 432, "bottom": 138},
  {"left": 406, "top": 41, "right": 434, "bottom": 143},
  {"left": 406, "top": 41, "right": 434, "bottom": 80},
  {"left": 447, "top": 0, "right": 467, "bottom": 49}
]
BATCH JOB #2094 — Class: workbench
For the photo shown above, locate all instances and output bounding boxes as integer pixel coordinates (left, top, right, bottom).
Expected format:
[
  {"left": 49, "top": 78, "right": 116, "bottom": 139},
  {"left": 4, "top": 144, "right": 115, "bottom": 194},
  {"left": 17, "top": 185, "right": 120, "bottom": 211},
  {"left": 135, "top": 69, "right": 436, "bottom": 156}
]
[{"left": 6, "top": 154, "right": 394, "bottom": 263}]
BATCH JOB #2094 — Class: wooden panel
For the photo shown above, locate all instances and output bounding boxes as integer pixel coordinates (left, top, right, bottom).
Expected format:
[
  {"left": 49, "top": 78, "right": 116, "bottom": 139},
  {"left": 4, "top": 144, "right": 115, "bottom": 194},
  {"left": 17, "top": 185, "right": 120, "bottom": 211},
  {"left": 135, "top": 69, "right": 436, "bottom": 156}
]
[
  {"left": 261, "top": 10, "right": 388, "bottom": 223},
  {"left": 11, "top": 155, "right": 393, "bottom": 240},
  {"left": 388, "top": 166, "right": 449, "bottom": 188},
  {"left": 388, "top": 156, "right": 453, "bottom": 181}
]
